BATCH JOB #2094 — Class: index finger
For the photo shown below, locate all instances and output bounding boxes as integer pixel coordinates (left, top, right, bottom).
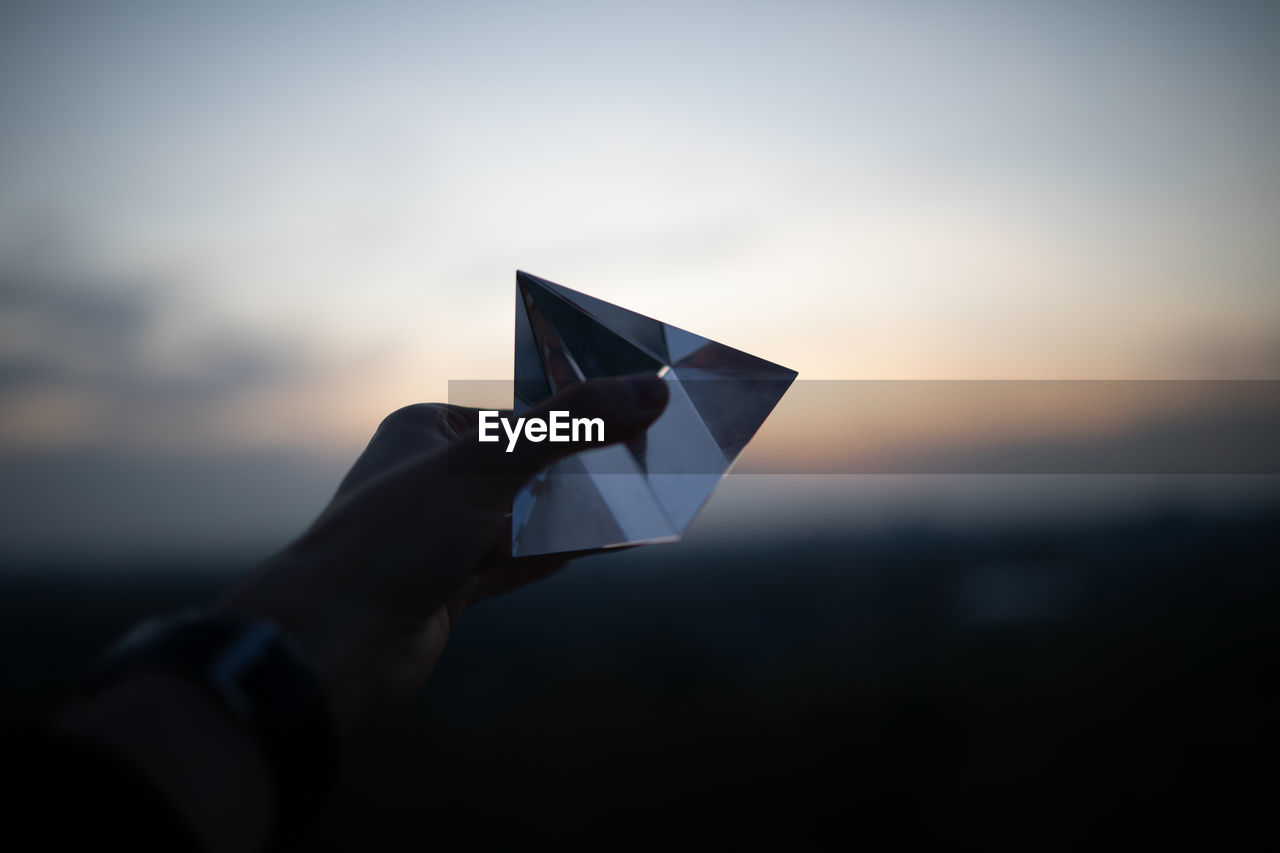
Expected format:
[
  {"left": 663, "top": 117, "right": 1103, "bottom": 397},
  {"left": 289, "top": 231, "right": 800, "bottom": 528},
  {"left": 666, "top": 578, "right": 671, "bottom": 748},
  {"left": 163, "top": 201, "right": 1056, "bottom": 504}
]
[{"left": 444, "top": 373, "right": 669, "bottom": 508}]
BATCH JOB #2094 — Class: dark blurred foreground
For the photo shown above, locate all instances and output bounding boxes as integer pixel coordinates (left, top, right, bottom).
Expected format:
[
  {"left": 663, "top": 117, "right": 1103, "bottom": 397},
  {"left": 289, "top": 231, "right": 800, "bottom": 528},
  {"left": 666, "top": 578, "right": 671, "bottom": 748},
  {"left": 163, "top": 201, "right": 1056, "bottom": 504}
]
[{"left": 3, "top": 509, "right": 1277, "bottom": 850}]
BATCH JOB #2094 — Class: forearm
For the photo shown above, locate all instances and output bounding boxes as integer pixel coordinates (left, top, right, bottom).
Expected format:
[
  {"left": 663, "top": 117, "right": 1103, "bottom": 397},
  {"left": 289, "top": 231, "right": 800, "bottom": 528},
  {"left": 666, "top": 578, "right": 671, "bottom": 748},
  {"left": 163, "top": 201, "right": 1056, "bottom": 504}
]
[{"left": 56, "top": 670, "right": 277, "bottom": 853}]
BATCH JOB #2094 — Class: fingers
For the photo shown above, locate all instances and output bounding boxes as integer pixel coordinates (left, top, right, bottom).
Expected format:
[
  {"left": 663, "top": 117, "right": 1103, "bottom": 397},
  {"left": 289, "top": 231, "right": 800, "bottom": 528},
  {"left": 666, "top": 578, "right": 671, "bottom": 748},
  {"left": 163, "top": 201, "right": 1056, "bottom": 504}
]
[
  {"left": 447, "top": 372, "right": 669, "bottom": 505},
  {"left": 421, "top": 404, "right": 507, "bottom": 440},
  {"left": 332, "top": 404, "right": 478, "bottom": 501},
  {"left": 506, "top": 374, "right": 669, "bottom": 479},
  {"left": 468, "top": 556, "right": 569, "bottom": 606}
]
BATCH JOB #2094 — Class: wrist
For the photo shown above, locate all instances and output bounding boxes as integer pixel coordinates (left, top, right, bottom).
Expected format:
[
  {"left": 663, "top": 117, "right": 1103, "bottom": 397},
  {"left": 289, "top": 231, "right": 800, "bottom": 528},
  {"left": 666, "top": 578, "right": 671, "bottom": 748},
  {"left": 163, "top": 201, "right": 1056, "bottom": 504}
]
[
  {"left": 218, "top": 575, "right": 366, "bottom": 731},
  {"left": 220, "top": 554, "right": 453, "bottom": 730},
  {"left": 59, "top": 670, "right": 277, "bottom": 853},
  {"left": 92, "top": 609, "right": 339, "bottom": 846}
]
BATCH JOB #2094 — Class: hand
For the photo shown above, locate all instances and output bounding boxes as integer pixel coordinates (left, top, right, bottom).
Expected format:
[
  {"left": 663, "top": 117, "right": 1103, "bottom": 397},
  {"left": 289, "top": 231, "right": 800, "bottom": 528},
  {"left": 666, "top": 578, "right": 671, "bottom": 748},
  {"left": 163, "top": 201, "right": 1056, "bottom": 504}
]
[{"left": 220, "top": 374, "right": 669, "bottom": 730}]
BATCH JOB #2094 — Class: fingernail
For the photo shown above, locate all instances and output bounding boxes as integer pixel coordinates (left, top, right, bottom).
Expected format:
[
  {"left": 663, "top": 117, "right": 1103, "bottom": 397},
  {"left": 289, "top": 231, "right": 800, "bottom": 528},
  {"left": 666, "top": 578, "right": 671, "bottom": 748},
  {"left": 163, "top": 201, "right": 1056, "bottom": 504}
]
[{"left": 624, "top": 373, "right": 669, "bottom": 412}]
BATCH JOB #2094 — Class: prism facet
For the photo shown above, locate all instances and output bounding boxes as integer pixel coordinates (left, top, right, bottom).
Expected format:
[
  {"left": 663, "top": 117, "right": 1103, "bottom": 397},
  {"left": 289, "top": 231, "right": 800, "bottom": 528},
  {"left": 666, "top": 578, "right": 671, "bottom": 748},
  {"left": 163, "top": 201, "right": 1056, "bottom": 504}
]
[{"left": 513, "top": 271, "right": 797, "bottom": 557}]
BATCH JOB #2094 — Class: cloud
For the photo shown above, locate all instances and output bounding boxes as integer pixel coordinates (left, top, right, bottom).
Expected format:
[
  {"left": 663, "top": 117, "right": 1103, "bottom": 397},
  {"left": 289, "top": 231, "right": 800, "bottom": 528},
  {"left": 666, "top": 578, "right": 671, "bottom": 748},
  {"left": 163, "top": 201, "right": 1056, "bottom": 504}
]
[
  {"left": 0, "top": 266, "right": 149, "bottom": 390},
  {"left": 0, "top": 246, "right": 316, "bottom": 449}
]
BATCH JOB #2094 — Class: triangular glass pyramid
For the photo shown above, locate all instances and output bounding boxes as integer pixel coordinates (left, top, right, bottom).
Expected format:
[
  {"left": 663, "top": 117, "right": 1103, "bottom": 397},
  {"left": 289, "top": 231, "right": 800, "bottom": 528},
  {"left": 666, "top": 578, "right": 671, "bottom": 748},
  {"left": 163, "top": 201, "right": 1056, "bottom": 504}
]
[{"left": 512, "top": 271, "right": 797, "bottom": 557}]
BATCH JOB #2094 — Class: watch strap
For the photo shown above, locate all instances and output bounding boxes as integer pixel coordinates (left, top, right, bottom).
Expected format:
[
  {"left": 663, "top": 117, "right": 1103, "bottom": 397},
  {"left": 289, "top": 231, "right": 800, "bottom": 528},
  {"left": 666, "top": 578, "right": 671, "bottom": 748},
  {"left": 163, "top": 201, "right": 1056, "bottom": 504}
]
[{"left": 95, "top": 610, "right": 338, "bottom": 847}]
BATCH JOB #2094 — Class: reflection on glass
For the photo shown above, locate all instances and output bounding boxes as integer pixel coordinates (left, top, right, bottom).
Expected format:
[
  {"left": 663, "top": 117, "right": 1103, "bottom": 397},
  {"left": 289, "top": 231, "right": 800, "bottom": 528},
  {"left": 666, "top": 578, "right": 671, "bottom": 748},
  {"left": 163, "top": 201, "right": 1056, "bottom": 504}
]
[{"left": 513, "top": 271, "right": 797, "bottom": 557}]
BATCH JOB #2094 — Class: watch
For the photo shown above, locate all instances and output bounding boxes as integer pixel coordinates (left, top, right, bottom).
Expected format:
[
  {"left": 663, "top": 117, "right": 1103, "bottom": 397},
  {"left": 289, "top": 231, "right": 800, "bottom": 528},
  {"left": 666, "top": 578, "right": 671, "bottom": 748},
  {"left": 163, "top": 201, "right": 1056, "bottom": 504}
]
[{"left": 95, "top": 609, "right": 338, "bottom": 844}]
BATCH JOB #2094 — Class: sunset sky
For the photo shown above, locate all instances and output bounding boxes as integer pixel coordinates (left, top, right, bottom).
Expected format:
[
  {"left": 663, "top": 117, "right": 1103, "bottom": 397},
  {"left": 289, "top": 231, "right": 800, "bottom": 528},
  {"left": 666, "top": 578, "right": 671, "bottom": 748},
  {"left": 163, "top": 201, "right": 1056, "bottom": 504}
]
[{"left": 1, "top": 1, "right": 1277, "bottom": 559}]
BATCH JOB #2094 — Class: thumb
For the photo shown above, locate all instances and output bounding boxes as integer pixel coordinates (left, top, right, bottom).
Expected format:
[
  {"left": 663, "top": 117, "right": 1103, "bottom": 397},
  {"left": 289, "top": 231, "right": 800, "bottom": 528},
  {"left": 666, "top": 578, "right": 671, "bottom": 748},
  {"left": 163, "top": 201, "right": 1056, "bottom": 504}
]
[{"left": 448, "top": 372, "right": 669, "bottom": 502}]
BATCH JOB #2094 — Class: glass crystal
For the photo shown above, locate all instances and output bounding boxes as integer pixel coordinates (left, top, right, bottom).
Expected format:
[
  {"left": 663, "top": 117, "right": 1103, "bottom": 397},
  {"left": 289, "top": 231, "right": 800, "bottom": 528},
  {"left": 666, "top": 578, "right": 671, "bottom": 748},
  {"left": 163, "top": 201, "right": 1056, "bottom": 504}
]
[{"left": 512, "top": 271, "right": 797, "bottom": 557}]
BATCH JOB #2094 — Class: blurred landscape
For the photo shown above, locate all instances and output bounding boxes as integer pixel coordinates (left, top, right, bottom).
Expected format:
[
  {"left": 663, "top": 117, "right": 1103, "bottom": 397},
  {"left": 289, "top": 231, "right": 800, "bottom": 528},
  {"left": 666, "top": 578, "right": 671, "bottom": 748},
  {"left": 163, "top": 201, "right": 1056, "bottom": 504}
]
[{"left": 3, "top": 499, "right": 1277, "bottom": 849}]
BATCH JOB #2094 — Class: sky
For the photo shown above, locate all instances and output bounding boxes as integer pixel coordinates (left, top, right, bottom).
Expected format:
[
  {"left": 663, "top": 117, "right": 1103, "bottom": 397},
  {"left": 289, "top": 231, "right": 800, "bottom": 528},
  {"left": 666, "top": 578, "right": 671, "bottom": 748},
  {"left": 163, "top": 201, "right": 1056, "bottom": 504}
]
[{"left": 1, "top": 1, "right": 1278, "bottom": 560}]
